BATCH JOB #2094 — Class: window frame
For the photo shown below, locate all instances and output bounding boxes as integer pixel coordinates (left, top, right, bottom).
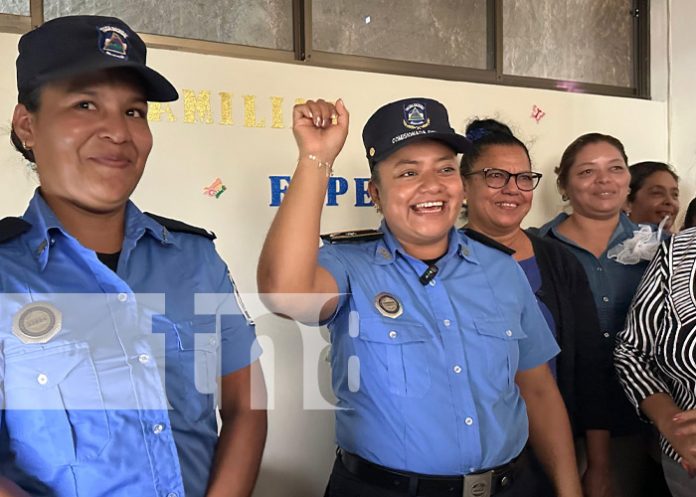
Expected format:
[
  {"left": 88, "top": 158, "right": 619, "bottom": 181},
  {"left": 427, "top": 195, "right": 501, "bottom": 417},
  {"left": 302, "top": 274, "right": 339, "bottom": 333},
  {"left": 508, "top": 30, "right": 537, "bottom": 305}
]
[{"left": 0, "top": 0, "right": 650, "bottom": 98}]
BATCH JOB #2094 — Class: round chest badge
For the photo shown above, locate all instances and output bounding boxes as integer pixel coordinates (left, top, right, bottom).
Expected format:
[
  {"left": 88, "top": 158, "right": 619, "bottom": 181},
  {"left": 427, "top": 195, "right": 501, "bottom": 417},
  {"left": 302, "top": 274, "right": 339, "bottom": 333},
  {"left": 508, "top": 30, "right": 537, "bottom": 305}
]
[
  {"left": 12, "top": 302, "right": 62, "bottom": 344},
  {"left": 374, "top": 292, "right": 403, "bottom": 319}
]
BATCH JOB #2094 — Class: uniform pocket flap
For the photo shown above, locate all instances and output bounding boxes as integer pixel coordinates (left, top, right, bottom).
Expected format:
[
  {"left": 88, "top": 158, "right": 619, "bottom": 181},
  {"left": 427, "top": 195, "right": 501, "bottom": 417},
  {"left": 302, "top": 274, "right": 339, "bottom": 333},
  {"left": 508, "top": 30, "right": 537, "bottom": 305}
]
[
  {"left": 473, "top": 317, "right": 527, "bottom": 340},
  {"left": 358, "top": 317, "right": 430, "bottom": 344},
  {"left": 5, "top": 342, "right": 91, "bottom": 389},
  {"left": 170, "top": 316, "right": 217, "bottom": 351}
]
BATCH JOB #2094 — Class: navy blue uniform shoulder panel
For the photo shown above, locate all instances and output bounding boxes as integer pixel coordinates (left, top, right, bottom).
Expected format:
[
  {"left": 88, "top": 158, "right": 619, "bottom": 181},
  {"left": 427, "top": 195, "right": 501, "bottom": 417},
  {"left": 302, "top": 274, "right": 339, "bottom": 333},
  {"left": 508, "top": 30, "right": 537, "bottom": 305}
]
[
  {"left": 0, "top": 217, "right": 31, "bottom": 244},
  {"left": 144, "top": 212, "right": 216, "bottom": 240},
  {"left": 321, "top": 229, "right": 383, "bottom": 244},
  {"left": 460, "top": 228, "right": 515, "bottom": 256}
]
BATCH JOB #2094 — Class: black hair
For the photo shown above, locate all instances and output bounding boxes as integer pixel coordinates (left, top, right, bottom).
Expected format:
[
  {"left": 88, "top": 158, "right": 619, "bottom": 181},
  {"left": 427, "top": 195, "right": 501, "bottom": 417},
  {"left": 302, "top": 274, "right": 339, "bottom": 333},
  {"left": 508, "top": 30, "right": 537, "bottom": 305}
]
[
  {"left": 460, "top": 119, "right": 531, "bottom": 175},
  {"left": 556, "top": 133, "right": 628, "bottom": 191},
  {"left": 627, "top": 161, "right": 679, "bottom": 203},
  {"left": 682, "top": 197, "right": 696, "bottom": 230},
  {"left": 10, "top": 86, "right": 41, "bottom": 163}
]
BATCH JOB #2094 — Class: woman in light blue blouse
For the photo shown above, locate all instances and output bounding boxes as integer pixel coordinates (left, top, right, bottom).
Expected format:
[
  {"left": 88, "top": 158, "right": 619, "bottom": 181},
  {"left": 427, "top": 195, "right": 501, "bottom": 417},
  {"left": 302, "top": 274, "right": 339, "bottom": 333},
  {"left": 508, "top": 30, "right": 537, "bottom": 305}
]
[{"left": 537, "top": 133, "right": 668, "bottom": 497}]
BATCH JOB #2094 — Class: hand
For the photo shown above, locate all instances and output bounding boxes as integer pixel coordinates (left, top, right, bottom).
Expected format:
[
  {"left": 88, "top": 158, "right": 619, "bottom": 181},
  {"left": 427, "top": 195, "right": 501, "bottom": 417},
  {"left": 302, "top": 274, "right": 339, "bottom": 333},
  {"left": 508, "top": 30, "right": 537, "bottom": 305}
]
[
  {"left": 581, "top": 464, "right": 613, "bottom": 497},
  {"left": 292, "top": 99, "right": 349, "bottom": 164},
  {"left": 660, "top": 409, "right": 696, "bottom": 476}
]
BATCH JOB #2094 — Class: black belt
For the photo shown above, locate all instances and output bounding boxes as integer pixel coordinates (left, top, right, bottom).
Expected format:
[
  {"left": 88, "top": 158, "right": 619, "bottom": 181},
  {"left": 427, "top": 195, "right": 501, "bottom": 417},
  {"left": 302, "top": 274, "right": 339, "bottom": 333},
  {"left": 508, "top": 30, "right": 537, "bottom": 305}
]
[{"left": 337, "top": 448, "right": 526, "bottom": 497}]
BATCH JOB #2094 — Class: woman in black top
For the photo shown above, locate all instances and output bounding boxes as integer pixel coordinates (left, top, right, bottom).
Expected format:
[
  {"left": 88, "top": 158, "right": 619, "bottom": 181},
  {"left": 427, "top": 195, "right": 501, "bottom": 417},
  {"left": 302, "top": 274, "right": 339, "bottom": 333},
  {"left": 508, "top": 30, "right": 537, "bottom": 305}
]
[{"left": 461, "top": 119, "right": 610, "bottom": 497}]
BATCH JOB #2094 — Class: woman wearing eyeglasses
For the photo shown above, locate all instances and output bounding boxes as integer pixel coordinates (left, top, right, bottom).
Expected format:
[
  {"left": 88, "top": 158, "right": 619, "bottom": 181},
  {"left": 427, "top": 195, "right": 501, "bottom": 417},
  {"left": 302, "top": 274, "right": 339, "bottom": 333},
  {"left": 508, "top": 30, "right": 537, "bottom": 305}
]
[{"left": 461, "top": 120, "right": 609, "bottom": 497}]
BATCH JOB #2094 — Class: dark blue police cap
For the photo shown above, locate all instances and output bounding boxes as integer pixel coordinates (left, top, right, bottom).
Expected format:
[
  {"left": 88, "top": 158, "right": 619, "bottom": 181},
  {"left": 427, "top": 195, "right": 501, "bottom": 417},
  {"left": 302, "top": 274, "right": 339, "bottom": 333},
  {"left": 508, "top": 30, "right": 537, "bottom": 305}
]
[
  {"left": 362, "top": 97, "right": 470, "bottom": 170},
  {"left": 16, "top": 15, "right": 178, "bottom": 102}
]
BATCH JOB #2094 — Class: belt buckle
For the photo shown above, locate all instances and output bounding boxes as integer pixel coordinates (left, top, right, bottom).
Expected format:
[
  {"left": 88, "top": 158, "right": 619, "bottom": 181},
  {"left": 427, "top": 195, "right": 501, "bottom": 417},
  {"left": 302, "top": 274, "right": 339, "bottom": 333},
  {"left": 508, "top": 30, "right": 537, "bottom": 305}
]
[{"left": 462, "top": 470, "right": 492, "bottom": 497}]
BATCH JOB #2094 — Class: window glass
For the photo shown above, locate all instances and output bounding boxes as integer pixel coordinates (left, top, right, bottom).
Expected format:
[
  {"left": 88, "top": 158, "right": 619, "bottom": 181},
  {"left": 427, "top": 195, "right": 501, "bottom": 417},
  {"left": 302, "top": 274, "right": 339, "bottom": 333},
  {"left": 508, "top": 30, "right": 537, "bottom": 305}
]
[
  {"left": 0, "top": 0, "right": 29, "bottom": 16},
  {"left": 503, "top": 0, "right": 634, "bottom": 87},
  {"left": 312, "top": 0, "right": 489, "bottom": 69},
  {"left": 44, "top": 0, "right": 294, "bottom": 50}
]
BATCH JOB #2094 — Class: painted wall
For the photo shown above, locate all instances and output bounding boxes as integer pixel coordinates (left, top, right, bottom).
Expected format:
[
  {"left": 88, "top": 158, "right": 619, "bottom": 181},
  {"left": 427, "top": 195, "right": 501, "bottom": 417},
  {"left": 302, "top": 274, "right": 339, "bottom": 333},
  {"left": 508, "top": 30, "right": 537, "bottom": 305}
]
[
  {"left": 665, "top": 0, "right": 696, "bottom": 212},
  {"left": 0, "top": 4, "right": 684, "bottom": 493}
]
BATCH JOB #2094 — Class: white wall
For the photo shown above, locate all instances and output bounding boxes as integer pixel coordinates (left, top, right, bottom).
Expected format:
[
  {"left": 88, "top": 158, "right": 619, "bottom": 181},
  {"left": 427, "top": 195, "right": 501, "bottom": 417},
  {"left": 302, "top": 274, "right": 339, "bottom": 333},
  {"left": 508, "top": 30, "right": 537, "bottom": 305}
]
[
  {"left": 0, "top": 3, "right": 688, "bottom": 493},
  {"left": 665, "top": 0, "right": 696, "bottom": 211}
]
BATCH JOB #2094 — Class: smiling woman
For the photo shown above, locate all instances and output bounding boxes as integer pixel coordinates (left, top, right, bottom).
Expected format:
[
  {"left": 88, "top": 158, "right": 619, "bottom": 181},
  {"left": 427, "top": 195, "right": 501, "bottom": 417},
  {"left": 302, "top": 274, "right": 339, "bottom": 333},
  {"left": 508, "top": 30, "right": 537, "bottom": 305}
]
[
  {"left": 367, "top": 140, "right": 464, "bottom": 260},
  {"left": 537, "top": 133, "right": 669, "bottom": 497},
  {"left": 12, "top": 70, "right": 153, "bottom": 235},
  {"left": 461, "top": 120, "right": 608, "bottom": 497},
  {"left": 0, "top": 15, "right": 266, "bottom": 497},
  {"left": 625, "top": 161, "right": 680, "bottom": 232},
  {"left": 257, "top": 98, "right": 583, "bottom": 497}
]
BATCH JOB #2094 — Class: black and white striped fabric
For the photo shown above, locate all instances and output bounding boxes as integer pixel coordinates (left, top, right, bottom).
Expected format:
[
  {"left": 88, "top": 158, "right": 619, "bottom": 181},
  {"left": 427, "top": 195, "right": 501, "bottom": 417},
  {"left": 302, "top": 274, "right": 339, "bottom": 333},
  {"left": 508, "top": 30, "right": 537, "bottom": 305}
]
[{"left": 615, "top": 227, "right": 696, "bottom": 462}]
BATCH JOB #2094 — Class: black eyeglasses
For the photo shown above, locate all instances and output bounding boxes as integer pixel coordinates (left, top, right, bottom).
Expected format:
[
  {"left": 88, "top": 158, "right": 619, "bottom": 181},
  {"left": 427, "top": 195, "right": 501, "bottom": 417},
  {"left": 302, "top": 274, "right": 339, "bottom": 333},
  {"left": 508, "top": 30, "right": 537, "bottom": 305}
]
[{"left": 463, "top": 168, "right": 543, "bottom": 191}]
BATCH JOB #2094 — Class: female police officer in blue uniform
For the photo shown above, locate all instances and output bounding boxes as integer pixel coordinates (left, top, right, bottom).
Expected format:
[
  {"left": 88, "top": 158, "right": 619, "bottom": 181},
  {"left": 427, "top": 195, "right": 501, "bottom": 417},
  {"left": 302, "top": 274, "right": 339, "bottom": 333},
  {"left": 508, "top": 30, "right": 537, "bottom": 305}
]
[
  {"left": 0, "top": 15, "right": 266, "bottom": 497},
  {"left": 257, "top": 97, "right": 582, "bottom": 497}
]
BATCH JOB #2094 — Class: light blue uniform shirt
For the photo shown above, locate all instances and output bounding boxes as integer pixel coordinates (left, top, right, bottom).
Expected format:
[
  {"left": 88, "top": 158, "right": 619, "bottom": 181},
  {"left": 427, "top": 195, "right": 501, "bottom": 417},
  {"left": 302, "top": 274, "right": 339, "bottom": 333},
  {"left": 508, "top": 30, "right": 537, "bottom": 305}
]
[
  {"left": 0, "top": 191, "right": 259, "bottom": 497},
  {"left": 318, "top": 223, "right": 559, "bottom": 475}
]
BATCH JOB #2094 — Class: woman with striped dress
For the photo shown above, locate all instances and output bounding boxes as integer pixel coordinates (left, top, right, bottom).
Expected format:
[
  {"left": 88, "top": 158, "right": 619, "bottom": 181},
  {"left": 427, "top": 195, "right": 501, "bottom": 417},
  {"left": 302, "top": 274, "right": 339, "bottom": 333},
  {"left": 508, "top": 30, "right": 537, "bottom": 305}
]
[{"left": 615, "top": 228, "right": 696, "bottom": 497}]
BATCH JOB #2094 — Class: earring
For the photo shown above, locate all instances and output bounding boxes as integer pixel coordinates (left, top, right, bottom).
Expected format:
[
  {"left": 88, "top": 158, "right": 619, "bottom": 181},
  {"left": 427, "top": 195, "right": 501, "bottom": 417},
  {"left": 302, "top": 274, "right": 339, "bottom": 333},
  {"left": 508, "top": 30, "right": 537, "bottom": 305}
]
[
  {"left": 561, "top": 193, "right": 569, "bottom": 202},
  {"left": 374, "top": 203, "right": 382, "bottom": 214},
  {"left": 22, "top": 141, "right": 31, "bottom": 151}
]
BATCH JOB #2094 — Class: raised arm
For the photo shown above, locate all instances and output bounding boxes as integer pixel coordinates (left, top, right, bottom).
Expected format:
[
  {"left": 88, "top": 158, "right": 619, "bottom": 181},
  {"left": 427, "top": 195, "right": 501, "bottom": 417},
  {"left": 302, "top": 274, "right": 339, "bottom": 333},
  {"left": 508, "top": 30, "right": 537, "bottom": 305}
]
[{"left": 257, "top": 99, "right": 349, "bottom": 323}]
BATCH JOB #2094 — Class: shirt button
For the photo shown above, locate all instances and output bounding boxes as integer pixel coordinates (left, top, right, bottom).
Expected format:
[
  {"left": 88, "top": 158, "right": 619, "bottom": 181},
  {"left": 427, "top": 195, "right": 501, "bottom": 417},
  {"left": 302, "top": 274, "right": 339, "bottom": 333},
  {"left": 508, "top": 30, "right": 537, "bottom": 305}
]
[
  {"left": 596, "top": 266, "right": 603, "bottom": 272},
  {"left": 388, "top": 330, "right": 398, "bottom": 339},
  {"left": 49, "top": 238, "right": 56, "bottom": 246},
  {"left": 453, "top": 365, "right": 462, "bottom": 374},
  {"left": 138, "top": 354, "right": 150, "bottom": 364},
  {"left": 37, "top": 373, "right": 48, "bottom": 385},
  {"left": 602, "top": 296, "right": 610, "bottom": 303},
  {"left": 208, "top": 337, "right": 218, "bottom": 346},
  {"left": 428, "top": 279, "right": 436, "bottom": 287},
  {"left": 167, "top": 493, "right": 178, "bottom": 497},
  {"left": 505, "top": 330, "right": 513, "bottom": 337},
  {"left": 153, "top": 423, "right": 164, "bottom": 434},
  {"left": 603, "top": 332, "right": 610, "bottom": 338},
  {"left": 443, "top": 319, "right": 451, "bottom": 327},
  {"left": 117, "top": 293, "right": 128, "bottom": 302},
  {"left": 465, "top": 417, "right": 474, "bottom": 426}
]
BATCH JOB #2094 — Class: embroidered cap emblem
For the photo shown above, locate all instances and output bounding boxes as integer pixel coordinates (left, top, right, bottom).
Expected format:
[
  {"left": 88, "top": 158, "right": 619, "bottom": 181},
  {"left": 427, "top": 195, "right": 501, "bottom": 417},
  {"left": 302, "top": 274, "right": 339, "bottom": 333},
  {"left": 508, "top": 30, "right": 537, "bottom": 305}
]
[
  {"left": 98, "top": 26, "right": 129, "bottom": 60},
  {"left": 402, "top": 102, "right": 430, "bottom": 130},
  {"left": 12, "top": 302, "right": 62, "bottom": 344},
  {"left": 374, "top": 292, "right": 403, "bottom": 318}
]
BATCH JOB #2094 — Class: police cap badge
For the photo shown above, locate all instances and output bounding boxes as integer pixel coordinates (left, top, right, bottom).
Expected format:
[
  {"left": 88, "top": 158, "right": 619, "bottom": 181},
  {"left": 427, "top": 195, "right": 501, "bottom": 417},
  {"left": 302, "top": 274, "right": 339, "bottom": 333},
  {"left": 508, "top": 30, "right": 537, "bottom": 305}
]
[{"left": 361, "top": 97, "right": 471, "bottom": 170}]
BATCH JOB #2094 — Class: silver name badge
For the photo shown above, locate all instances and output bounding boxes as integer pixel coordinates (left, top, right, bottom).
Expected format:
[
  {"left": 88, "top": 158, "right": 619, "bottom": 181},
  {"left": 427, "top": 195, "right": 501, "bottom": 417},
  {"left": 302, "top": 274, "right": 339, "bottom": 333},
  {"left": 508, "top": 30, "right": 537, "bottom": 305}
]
[
  {"left": 374, "top": 292, "right": 403, "bottom": 319},
  {"left": 12, "top": 302, "right": 62, "bottom": 344}
]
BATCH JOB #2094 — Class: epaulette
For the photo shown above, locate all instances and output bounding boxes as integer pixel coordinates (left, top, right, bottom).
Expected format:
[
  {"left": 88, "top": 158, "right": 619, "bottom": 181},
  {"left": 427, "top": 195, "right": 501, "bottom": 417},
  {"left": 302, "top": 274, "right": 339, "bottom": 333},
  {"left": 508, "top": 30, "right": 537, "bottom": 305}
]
[
  {"left": 461, "top": 228, "right": 515, "bottom": 256},
  {"left": 0, "top": 217, "right": 31, "bottom": 244},
  {"left": 320, "top": 229, "right": 383, "bottom": 244},
  {"left": 145, "top": 213, "right": 216, "bottom": 240}
]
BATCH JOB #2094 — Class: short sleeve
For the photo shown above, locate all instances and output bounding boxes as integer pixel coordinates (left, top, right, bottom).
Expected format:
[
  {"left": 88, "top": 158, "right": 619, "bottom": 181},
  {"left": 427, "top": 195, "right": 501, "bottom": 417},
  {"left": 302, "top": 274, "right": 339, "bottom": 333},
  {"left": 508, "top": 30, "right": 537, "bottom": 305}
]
[
  {"left": 317, "top": 243, "right": 350, "bottom": 323},
  {"left": 205, "top": 250, "right": 260, "bottom": 376},
  {"left": 514, "top": 262, "right": 560, "bottom": 371}
]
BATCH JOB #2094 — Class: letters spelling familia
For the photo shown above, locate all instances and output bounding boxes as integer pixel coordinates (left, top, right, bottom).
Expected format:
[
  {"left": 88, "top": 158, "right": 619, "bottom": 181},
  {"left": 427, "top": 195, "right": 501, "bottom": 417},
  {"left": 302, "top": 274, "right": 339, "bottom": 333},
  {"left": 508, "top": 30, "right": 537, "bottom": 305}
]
[{"left": 148, "top": 91, "right": 303, "bottom": 127}]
